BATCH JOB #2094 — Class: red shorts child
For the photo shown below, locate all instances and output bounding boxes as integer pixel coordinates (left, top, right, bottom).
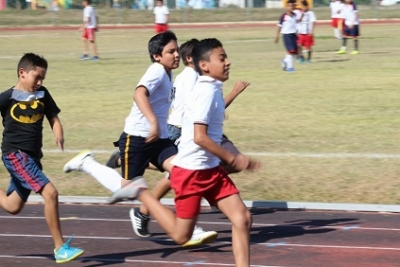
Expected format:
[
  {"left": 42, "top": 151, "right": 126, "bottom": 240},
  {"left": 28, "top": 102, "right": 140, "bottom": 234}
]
[
  {"left": 331, "top": 18, "right": 344, "bottom": 30},
  {"left": 155, "top": 24, "right": 168, "bottom": 33},
  {"left": 82, "top": 28, "right": 96, "bottom": 41},
  {"left": 297, "top": 34, "right": 314, "bottom": 49},
  {"left": 171, "top": 165, "right": 239, "bottom": 219}
]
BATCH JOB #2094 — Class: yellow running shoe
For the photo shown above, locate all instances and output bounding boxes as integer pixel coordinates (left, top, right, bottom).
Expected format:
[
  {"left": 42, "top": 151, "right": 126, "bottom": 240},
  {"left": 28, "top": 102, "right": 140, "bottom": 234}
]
[
  {"left": 351, "top": 50, "right": 359, "bottom": 55},
  {"left": 336, "top": 49, "right": 346, "bottom": 54},
  {"left": 182, "top": 226, "right": 218, "bottom": 248}
]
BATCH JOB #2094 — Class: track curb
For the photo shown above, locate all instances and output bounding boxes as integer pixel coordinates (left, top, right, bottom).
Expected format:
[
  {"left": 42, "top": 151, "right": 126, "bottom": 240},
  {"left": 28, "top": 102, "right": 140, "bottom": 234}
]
[{"left": 27, "top": 195, "right": 400, "bottom": 213}]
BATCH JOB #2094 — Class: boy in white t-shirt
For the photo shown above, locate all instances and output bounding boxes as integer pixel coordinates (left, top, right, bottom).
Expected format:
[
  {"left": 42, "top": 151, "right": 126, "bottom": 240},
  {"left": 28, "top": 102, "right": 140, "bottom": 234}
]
[
  {"left": 337, "top": 0, "right": 360, "bottom": 55},
  {"left": 330, "top": 0, "right": 344, "bottom": 40},
  {"left": 296, "top": 0, "right": 317, "bottom": 63},
  {"left": 153, "top": 0, "right": 169, "bottom": 33},
  {"left": 107, "top": 38, "right": 261, "bottom": 267},
  {"left": 79, "top": 0, "right": 99, "bottom": 60}
]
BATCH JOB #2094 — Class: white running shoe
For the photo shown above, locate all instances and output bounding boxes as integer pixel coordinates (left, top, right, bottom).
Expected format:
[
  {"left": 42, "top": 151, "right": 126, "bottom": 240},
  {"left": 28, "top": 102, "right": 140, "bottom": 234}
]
[
  {"left": 182, "top": 226, "right": 218, "bottom": 247},
  {"left": 107, "top": 177, "right": 148, "bottom": 205},
  {"left": 63, "top": 150, "right": 94, "bottom": 173}
]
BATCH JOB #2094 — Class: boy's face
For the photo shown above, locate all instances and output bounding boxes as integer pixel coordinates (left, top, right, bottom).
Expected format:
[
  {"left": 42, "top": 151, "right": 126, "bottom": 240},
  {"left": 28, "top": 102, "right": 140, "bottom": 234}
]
[
  {"left": 82, "top": 0, "right": 87, "bottom": 6},
  {"left": 153, "top": 40, "right": 180, "bottom": 71},
  {"left": 156, "top": 0, "right": 162, "bottom": 6},
  {"left": 19, "top": 66, "right": 46, "bottom": 92},
  {"left": 286, "top": 2, "right": 295, "bottom": 11},
  {"left": 200, "top": 47, "right": 230, "bottom": 82}
]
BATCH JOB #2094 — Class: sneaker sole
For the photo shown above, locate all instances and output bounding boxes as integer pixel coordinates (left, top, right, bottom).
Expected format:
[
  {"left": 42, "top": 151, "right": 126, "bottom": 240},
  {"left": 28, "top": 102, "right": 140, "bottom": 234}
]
[
  {"left": 106, "top": 151, "right": 121, "bottom": 169},
  {"left": 182, "top": 231, "right": 218, "bottom": 248},
  {"left": 130, "top": 208, "right": 151, "bottom": 238},
  {"left": 55, "top": 250, "right": 84, "bottom": 264},
  {"left": 107, "top": 177, "right": 147, "bottom": 204},
  {"left": 63, "top": 150, "right": 93, "bottom": 173}
]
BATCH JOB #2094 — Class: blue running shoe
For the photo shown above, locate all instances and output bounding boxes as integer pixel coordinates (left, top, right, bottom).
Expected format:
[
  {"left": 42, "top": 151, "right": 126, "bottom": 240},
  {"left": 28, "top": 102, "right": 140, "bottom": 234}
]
[
  {"left": 79, "top": 54, "right": 89, "bottom": 60},
  {"left": 54, "top": 236, "right": 84, "bottom": 264},
  {"left": 281, "top": 59, "right": 287, "bottom": 71},
  {"left": 298, "top": 57, "right": 304, "bottom": 63},
  {"left": 287, "top": 68, "right": 295, "bottom": 72},
  {"left": 90, "top": 56, "right": 99, "bottom": 61}
]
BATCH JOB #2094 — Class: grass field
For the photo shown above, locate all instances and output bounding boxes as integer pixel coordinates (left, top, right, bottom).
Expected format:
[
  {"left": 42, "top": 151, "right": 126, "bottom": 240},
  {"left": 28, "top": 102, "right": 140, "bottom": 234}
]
[{"left": 0, "top": 23, "right": 400, "bottom": 204}]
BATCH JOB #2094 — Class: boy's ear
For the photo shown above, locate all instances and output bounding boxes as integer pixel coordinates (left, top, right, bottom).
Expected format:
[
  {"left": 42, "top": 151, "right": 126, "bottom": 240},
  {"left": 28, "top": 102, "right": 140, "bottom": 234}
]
[
  {"left": 152, "top": 54, "right": 161, "bottom": 62},
  {"left": 199, "top": 60, "right": 209, "bottom": 74},
  {"left": 18, "top": 68, "right": 25, "bottom": 78}
]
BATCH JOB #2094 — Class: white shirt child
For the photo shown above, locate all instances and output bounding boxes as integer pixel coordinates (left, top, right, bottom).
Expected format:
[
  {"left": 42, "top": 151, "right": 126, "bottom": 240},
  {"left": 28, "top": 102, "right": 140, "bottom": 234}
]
[
  {"left": 124, "top": 62, "right": 174, "bottom": 139},
  {"left": 167, "top": 66, "right": 199, "bottom": 127},
  {"left": 330, "top": 0, "right": 345, "bottom": 19},
  {"left": 171, "top": 76, "right": 225, "bottom": 170},
  {"left": 83, "top": 5, "right": 97, "bottom": 29},
  {"left": 153, "top": 5, "right": 169, "bottom": 24},
  {"left": 297, "top": 10, "right": 317, "bottom": 34},
  {"left": 343, "top": 2, "right": 359, "bottom": 26}
]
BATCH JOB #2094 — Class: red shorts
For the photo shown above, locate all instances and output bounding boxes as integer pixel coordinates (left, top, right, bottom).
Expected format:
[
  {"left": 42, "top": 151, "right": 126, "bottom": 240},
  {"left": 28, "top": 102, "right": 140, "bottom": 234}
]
[
  {"left": 331, "top": 18, "right": 344, "bottom": 29},
  {"left": 171, "top": 165, "right": 239, "bottom": 219},
  {"left": 155, "top": 24, "right": 168, "bottom": 33},
  {"left": 297, "top": 34, "right": 314, "bottom": 48},
  {"left": 82, "top": 28, "right": 95, "bottom": 41}
]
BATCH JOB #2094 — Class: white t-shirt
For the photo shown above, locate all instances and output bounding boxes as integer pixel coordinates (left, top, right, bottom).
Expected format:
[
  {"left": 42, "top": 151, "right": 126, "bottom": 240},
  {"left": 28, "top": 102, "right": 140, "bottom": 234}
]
[
  {"left": 330, "top": 1, "right": 345, "bottom": 19},
  {"left": 278, "top": 12, "right": 297, "bottom": 34},
  {"left": 83, "top": 6, "right": 97, "bottom": 29},
  {"left": 343, "top": 2, "right": 359, "bottom": 25},
  {"left": 167, "top": 67, "right": 198, "bottom": 127},
  {"left": 171, "top": 76, "right": 225, "bottom": 170},
  {"left": 153, "top": 5, "right": 169, "bottom": 24},
  {"left": 124, "top": 63, "right": 174, "bottom": 139},
  {"left": 297, "top": 10, "right": 317, "bottom": 34}
]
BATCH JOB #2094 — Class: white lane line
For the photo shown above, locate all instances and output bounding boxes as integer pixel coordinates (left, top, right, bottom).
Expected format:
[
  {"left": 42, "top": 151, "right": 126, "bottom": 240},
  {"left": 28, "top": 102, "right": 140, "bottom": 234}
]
[
  {"left": 1, "top": 216, "right": 399, "bottom": 231},
  {"left": 0, "top": 255, "right": 277, "bottom": 267},
  {"left": 37, "top": 149, "right": 400, "bottom": 159},
  {"left": 0, "top": 233, "right": 399, "bottom": 252}
]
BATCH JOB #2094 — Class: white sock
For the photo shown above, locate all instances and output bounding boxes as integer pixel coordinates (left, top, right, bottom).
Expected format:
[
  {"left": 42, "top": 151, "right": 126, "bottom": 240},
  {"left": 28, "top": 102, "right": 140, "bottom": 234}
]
[
  {"left": 286, "top": 54, "right": 293, "bottom": 69},
  {"left": 81, "top": 158, "right": 123, "bottom": 192},
  {"left": 334, "top": 28, "right": 339, "bottom": 38}
]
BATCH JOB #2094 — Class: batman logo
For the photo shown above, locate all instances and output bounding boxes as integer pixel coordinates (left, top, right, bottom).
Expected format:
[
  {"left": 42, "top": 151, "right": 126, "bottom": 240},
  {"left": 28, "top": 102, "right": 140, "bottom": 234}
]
[{"left": 10, "top": 100, "right": 44, "bottom": 123}]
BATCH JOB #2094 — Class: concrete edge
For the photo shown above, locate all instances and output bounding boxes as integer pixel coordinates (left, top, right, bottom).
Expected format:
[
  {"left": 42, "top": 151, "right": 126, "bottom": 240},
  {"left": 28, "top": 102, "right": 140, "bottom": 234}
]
[{"left": 28, "top": 195, "right": 400, "bottom": 213}]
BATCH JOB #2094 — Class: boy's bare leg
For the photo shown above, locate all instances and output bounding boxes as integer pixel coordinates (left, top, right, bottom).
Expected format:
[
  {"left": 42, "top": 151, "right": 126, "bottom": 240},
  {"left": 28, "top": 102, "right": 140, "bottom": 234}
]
[
  {"left": 40, "top": 182, "right": 64, "bottom": 248},
  {"left": 216, "top": 194, "right": 252, "bottom": 267},
  {"left": 138, "top": 190, "right": 196, "bottom": 244},
  {"left": 82, "top": 39, "right": 89, "bottom": 55},
  {"left": 140, "top": 176, "right": 171, "bottom": 215},
  {"left": 0, "top": 190, "right": 25, "bottom": 215},
  {"left": 90, "top": 41, "right": 98, "bottom": 57}
]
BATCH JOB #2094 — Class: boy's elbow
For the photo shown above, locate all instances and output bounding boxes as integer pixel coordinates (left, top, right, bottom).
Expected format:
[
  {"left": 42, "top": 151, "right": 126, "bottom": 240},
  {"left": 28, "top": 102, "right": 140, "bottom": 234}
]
[{"left": 193, "top": 134, "right": 206, "bottom": 146}]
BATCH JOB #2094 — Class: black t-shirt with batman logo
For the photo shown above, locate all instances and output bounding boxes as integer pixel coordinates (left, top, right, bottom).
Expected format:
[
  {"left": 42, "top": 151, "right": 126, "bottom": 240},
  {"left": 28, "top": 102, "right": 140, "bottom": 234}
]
[{"left": 0, "top": 86, "right": 61, "bottom": 160}]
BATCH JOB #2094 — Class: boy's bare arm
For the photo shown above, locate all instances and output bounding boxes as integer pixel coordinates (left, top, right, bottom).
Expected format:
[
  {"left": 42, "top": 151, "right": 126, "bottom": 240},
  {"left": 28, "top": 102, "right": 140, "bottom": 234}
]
[
  {"left": 274, "top": 27, "right": 281, "bottom": 43},
  {"left": 194, "top": 124, "right": 260, "bottom": 172},
  {"left": 49, "top": 116, "right": 64, "bottom": 151},
  {"left": 224, "top": 81, "right": 250, "bottom": 109},
  {"left": 134, "top": 86, "right": 159, "bottom": 143}
]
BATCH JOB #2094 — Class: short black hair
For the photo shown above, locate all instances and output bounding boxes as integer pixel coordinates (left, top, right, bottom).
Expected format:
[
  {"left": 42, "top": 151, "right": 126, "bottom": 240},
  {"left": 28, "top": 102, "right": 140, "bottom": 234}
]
[
  {"left": 287, "top": 0, "right": 296, "bottom": 4},
  {"left": 192, "top": 38, "right": 223, "bottom": 75},
  {"left": 302, "top": 0, "right": 309, "bottom": 6},
  {"left": 17, "top": 53, "right": 48, "bottom": 77},
  {"left": 179, "top": 39, "right": 199, "bottom": 66},
  {"left": 84, "top": 0, "right": 91, "bottom": 4},
  {"left": 148, "top": 30, "right": 178, "bottom": 63}
]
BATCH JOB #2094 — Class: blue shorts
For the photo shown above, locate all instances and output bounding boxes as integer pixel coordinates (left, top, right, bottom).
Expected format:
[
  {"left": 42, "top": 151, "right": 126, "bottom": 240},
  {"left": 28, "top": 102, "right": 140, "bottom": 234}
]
[
  {"left": 343, "top": 25, "right": 359, "bottom": 37},
  {"left": 283, "top": 33, "right": 298, "bottom": 54},
  {"left": 118, "top": 132, "right": 177, "bottom": 180},
  {"left": 168, "top": 124, "right": 182, "bottom": 144},
  {"left": 2, "top": 151, "right": 49, "bottom": 202}
]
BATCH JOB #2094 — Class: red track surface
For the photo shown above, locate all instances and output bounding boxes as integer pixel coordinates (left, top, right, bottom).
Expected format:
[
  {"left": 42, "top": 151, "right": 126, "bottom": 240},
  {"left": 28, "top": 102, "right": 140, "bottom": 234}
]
[{"left": 0, "top": 204, "right": 399, "bottom": 266}]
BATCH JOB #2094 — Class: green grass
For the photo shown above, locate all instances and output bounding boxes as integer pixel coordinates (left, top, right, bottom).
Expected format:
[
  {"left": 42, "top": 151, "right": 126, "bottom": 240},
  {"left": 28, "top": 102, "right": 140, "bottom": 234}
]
[
  {"left": 0, "top": 24, "right": 400, "bottom": 204},
  {"left": 0, "top": 5, "right": 399, "bottom": 26}
]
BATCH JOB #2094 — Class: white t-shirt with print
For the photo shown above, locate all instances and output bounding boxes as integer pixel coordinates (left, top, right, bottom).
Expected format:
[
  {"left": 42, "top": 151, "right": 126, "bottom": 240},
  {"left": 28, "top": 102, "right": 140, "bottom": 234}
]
[
  {"left": 171, "top": 76, "right": 225, "bottom": 170},
  {"left": 153, "top": 5, "right": 169, "bottom": 24},
  {"left": 278, "top": 12, "right": 297, "bottom": 34},
  {"left": 343, "top": 2, "right": 359, "bottom": 25},
  {"left": 297, "top": 10, "right": 317, "bottom": 34},
  {"left": 124, "top": 63, "right": 174, "bottom": 139},
  {"left": 330, "top": 1, "right": 344, "bottom": 19},
  {"left": 167, "top": 67, "right": 198, "bottom": 127},
  {"left": 83, "top": 6, "right": 97, "bottom": 29}
]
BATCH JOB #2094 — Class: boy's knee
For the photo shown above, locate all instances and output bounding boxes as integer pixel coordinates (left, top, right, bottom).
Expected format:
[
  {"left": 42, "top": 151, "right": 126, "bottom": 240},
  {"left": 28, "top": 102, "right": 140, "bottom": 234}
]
[
  {"left": 40, "top": 184, "right": 59, "bottom": 200},
  {"left": 232, "top": 209, "right": 252, "bottom": 229},
  {"left": 8, "top": 206, "right": 23, "bottom": 215}
]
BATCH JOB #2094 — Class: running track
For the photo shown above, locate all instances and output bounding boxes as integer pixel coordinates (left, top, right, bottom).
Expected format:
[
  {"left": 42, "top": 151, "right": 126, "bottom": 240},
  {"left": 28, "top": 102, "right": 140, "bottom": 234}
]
[{"left": 0, "top": 203, "right": 399, "bottom": 266}]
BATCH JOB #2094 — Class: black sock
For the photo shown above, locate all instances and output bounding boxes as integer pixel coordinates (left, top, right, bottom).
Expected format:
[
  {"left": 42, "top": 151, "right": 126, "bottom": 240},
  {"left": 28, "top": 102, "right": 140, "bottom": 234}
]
[
  {"left": 342, "top": 38, "right": 347, "bottom": 47},
  {"left": 308, "top": 51, "right": 312, "bottom": 61},
  {"left": 354, "top": 39, "right": 358, "bottom": 50}
]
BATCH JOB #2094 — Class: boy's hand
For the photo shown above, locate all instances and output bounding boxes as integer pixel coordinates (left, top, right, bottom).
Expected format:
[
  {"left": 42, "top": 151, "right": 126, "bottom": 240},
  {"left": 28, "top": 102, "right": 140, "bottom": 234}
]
[
  {"left": 232, "top": 80, "right": 250, "bottom": 95},
  {"left": 274, "top": 36, "right": 280, "bottom": 44},
  {"left": 146, "top": 122, "right": 159, "bottom": 143},
  {"left": 55, "top": 138, "right": 64, "bottom": 151},
  {"left": 230, "top": 154, "right": 261, "bottom": 172}
]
